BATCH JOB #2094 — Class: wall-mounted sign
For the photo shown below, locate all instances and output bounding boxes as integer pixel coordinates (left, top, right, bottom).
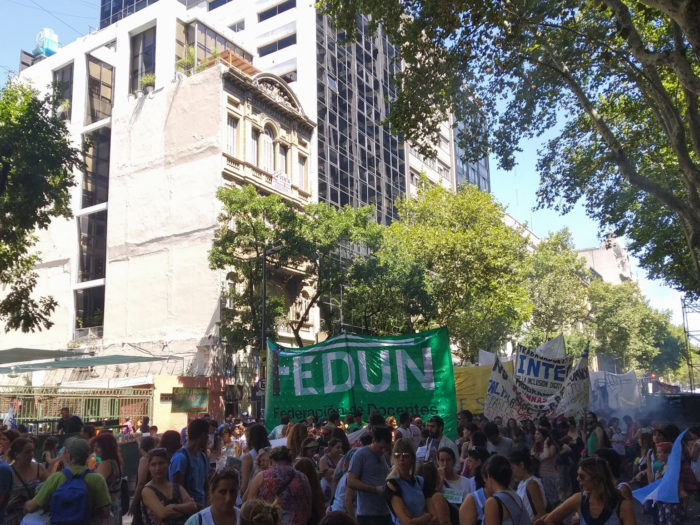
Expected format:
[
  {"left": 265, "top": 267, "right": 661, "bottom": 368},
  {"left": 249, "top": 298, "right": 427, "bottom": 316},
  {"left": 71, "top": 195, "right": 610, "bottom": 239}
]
[{"left": 171, "top": 387, "right": 209, "bottom": 413}]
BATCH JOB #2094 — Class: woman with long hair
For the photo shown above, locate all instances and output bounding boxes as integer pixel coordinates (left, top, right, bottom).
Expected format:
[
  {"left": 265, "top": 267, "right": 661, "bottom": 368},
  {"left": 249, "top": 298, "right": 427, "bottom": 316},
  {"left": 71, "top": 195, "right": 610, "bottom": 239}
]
[
  {"left": 504, "top": 419, "right": 526, "bottom": 452},
  {"left": 508, "top": 449, "right": 546, "bottom": 521},
  {"left": 287, "top": 423, "right": 308, "bottom": 460},
  {"left": 438, "top": 446, "right": 471, "bottom": 505},
  {"left": 129, "top": 436, "right": 158, "bottom": 524},
  {"left": 543, "top": 456, "right": 636, "bottom": 525},
  {"left": 185, "top": 469, "right": 240, "bottom": 525},
  {"left": 385, "top": 438, "right": 432, "bottom": 525},
  {"left": 531, "top": 427, "right": 559, "bottom": 509},
  {"left": 417, "top": 461, "right": 453, "bottom": 525},
  {"left": 94, "top": 432, "right": 126, "bottom": 524},
  {"left": 459, "top": 448, "right": 491, "bottom": 525},
  {"left": 5, "top": 438, "right": 48, "bottom": 525},
  {"left": 294, "top": 457, "right": 326, "bottom": 525},
  {"left": 632, "top": 432, "right": 654, "bottom": 485},
  {"left": 240, "top": 424, "right": 271, "bottom": 500},
  {"left": 481, "top": 454, "right": 529, "bottom": 525},
  {"left": 141, "top": 448, "right": 198, "bottom": 525},
  {"left": 245, "top": 446, "right": 311, "bottom": 525},
  {"left": 240, "top": 499, "right": 280, "bottom": 525}
]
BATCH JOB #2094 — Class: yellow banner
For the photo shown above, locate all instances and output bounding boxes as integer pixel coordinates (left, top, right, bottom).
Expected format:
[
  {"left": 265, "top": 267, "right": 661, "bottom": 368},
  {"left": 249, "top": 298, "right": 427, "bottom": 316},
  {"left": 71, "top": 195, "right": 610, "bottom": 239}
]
[{"left": 454, "top": 362, "right": 514, "bottom": 414}]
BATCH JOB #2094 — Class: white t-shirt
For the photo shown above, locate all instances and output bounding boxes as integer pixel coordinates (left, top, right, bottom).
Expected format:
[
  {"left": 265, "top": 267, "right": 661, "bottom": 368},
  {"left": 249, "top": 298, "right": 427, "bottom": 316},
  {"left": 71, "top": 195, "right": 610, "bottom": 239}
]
[
  {"left": 516, "top": 476, "right": 546, "bottom": 519},
  {"left": 443, "top": 475, "right": 472, "bottom": 504},
  {"left": 185, "top": 506, "right": 241, "bottom": 525}
]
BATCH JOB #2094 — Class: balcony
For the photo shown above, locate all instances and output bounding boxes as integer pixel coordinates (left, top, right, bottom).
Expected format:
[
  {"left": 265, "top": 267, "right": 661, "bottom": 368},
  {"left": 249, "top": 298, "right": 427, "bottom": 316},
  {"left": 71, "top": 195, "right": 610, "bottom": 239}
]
[{"left": 222, "top": 152, "right": 311, "bottom": 206}]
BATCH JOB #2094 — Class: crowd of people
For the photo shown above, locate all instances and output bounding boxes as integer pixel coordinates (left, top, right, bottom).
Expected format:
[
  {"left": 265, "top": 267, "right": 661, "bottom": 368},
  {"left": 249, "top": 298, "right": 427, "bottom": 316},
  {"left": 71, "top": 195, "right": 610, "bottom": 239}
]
[{"left": 0, "top": 407, "right": 698, "bottom": 525}]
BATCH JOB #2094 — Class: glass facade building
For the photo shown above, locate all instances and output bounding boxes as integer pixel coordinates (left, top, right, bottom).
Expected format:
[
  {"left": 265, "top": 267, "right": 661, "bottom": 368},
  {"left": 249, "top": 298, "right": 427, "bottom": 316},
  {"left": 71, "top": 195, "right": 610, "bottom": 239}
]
[{"left": 315, "top": 15, "right": 405, "bottom": 225}]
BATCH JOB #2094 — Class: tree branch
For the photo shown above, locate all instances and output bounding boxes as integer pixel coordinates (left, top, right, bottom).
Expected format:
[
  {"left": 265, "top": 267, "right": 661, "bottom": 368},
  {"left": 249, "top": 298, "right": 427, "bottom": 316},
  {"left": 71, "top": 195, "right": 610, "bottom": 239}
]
[
  {"left": 603, "top": 0, "right": 700, "bottom": 189},
  {"left": 638, "top": 0, "right": 700, "bottom": 61}
]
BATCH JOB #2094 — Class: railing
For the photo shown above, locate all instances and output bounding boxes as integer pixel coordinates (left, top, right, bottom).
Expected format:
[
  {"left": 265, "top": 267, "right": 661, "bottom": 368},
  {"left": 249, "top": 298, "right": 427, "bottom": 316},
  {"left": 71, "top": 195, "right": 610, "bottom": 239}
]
[
  {"left": 74, "top": 326, "right": 103, "bottom": 341},
  {"left": 0, "top": 385, "right": 153, "bottom": 433},
  {"left": 222, "top": 153, "right": 311, "bottom": 204}
]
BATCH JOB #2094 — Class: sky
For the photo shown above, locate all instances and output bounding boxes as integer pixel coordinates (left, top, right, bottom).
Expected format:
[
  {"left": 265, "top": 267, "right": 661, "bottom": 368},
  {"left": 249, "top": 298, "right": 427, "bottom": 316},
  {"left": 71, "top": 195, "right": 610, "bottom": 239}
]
[{"left": 1, "top": 0, "right": 696, "bottom": 332}]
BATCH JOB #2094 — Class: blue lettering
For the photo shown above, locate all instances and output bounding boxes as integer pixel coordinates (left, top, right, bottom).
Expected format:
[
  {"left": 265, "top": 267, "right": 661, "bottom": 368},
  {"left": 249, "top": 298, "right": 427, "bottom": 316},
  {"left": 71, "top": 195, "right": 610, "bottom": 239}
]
[
  {"left": 526, "top": 358, "right": 541, "bottom": 377},
  {"left": 517, "top": 354, "right": 527, "bottom": 374},
  {"left": 554, "top": 365, "right": 567, "bottom": 382},
  {"left": 541, "top": 362, "right": 554, "bottom": 379}
]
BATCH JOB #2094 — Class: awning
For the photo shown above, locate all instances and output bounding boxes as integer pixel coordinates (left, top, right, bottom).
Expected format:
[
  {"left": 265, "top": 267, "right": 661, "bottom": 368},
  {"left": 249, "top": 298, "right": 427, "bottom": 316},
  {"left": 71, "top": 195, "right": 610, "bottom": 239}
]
[
  {"left": 0, "top": 348, "right": 84, "bottom": 365},
  {"left": 0, "top": 355, "right": 168, "bottom": 374}
]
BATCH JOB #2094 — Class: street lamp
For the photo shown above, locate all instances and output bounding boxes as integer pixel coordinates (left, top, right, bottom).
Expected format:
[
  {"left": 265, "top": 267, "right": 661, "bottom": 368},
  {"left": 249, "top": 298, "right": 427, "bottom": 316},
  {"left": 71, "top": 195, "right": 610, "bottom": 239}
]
[{"left": 261, "top": 245, "right": 284, "bottom": 358}]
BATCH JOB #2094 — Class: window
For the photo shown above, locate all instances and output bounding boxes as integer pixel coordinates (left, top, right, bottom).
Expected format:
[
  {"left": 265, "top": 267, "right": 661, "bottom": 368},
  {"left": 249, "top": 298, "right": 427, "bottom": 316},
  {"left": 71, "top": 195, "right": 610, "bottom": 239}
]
[
  {"left": 258, "top": 0, "right": 296, "bottom": 22},
  {"left": 296, "top": 154, "right": 307, "bottom": 189},
  {"left": 249, "top": 129, "right": 259, "bottom": 165},
  {"left": 278, "top": 145, "right": 288, "bottom": 175},
  {"left": 131, "top": 26, "right": 156, "bottom": 93},
  {"left": 86, "top": 56, "right": 113, "bottom": 124},
  {"left": 75, "top": 286, "right": 105, "bottom": 329},
  {"left": 83, "top": 128, "right": 111, "bottom": 208},
  {"left": 280, "top": 70, "right": 297, "bottom": 83},
  {"left": 78, "top": 211, "right": 108, "bottom": 282},
  {"left": 261, "top": 128, "right": 275, "bottom": 172},
  {"left": 230, "top": 19, "right": 245, "bottom": 32},
  {"left": 53, "top": 63, "right": 73, "bottom": 120},
  {"left": 258, "top": 33, "right": 296, "bottom": 57},
  {"left": 227, "top": 116, "right": 238, "bottom": 156}
]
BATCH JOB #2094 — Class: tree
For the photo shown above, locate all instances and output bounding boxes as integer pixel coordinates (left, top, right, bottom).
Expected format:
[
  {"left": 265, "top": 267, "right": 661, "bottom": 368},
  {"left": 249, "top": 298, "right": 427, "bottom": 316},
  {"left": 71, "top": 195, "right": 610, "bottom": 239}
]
[
  {"left": 318, "top": 0, "right": 700, "bottom": 297},
  {"left": 521, "top": 229, "right": 590, "bottom": 347},
  {"left": 588, "top": 280, "right": 671, "bottom": 370},
  {"left": 209, "top": 184, "right": 381, "bottom": 352},
  {"left": 381, "top": 181, "right": 532, "bottom": 361},
  {"left": 0, "top": 79, "right": 81, "bottom": 332}
]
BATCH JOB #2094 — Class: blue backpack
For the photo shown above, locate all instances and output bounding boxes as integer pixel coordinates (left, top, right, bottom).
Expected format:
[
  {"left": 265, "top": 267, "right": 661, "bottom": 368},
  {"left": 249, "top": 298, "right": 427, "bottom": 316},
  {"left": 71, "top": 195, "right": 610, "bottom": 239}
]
[{"left": 50, "top": 468, "right": 91, "bottom": 525}]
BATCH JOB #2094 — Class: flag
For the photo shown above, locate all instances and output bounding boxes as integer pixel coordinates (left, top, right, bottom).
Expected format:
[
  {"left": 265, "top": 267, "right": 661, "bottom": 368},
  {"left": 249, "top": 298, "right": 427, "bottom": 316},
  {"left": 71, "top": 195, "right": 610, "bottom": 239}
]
[{"left": 633, "top": 429, "right": 687, "bottom": 505}]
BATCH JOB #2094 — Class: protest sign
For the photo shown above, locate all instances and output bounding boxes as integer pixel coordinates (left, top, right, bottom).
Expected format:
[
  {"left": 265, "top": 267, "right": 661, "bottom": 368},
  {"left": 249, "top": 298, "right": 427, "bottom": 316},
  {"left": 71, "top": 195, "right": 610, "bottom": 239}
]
[
  {"left": 265, "top": 327, "right": 458, "bottom": 437},
  {"left": 454, "top": 362, "right": 513, "bottom": 414},
  {"left": 514, "top": 344, "right": 573, "bottom": 399},
  {"left": 589, "top": 370, "right": 640, "bottom": 412},
  {"left": 484, "top": 348, "right": 589, "bottom": 421}
]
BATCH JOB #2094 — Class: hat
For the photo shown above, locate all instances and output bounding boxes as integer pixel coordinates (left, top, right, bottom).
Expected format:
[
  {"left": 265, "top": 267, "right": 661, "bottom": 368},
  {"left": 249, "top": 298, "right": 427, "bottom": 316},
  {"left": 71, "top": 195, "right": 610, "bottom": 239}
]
[{"left": 64, "top": 437, "right": 90, "bottom": 464}]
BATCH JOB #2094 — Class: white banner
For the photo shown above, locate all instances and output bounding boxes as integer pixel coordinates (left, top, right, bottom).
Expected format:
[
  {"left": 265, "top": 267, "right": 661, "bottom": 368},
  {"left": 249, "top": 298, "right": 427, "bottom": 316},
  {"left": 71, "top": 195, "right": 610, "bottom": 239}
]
[
  {"left": 484, "top": 348, "right": 589, "bottom": 421},
  {"left": 589, "top": 370, "right": 640, "bottom": 412},
  {"left": 514, "top": 345, "right": 573, "bottom": 399}
]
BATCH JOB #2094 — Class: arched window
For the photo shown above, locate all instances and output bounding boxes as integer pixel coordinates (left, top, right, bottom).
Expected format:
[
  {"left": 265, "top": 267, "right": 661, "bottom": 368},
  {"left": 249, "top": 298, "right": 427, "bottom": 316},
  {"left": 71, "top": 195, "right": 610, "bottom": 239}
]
[{"left": 261, "top": 127, "right": 275, "bottom": 172}]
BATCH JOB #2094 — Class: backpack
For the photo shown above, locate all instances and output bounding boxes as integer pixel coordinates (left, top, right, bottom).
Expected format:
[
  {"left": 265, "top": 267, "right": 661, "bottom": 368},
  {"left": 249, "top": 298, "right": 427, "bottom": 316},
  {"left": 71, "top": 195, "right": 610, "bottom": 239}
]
[{"left": 50, "top": 468, "right": 91, "bottom": 525}]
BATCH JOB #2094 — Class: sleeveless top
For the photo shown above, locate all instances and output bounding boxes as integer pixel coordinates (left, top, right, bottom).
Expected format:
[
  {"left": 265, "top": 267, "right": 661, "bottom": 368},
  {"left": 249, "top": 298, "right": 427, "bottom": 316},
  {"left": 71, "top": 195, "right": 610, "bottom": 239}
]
[
  {"left": 6, "top": 464, "right": 42, "bottom": 525},
  {"left": 579, "top": 493, "right": 622, "bottom": 525},
  {"left": 516, "top": 476, "right": 546, "bottom": 519},
  {"left": 106, "top": 459, "right": 122, "bottom": 494},
  {"left": 387, "top": 475, "right": 425, "bottom": 525},
  {"left": 473, "top": 488, "right": 486, "bottom": 524},
  {"left": 493, "top": 490, "right": 530, "bottom": 525},
  {"left": 141, "top": 483, "right": 184, "bottom": 525}
]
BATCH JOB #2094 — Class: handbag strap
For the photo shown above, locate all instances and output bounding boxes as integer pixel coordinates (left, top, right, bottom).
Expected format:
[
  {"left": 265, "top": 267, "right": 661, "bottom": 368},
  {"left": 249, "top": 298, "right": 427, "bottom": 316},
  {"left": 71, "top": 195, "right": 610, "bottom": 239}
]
[{"left": 11, "top": 465, "right": 34, "bottom": 499}]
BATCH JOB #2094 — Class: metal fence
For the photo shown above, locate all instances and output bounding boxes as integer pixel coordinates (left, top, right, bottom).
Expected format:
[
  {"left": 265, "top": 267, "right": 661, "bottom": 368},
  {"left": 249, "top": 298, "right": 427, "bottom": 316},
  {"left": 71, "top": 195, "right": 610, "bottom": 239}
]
[{"left": 0, "top": 385, "right": 153, "bottom": 433}]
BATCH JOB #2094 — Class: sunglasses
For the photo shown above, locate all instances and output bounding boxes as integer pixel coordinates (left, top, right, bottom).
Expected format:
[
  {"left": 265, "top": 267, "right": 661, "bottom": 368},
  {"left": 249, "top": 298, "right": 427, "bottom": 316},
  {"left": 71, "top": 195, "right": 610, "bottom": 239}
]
[{"left": 393, "top": 452, "right": 411, "bottom": 459}]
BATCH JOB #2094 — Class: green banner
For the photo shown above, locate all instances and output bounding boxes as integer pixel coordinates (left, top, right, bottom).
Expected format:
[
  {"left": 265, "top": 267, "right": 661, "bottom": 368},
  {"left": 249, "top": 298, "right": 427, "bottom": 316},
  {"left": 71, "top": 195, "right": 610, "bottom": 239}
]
[
  {"left": 171, "top": 387, "right": 209, "bottom": 413},
  {"left": 265, "top": 327, "right": 458, "bottom": 437}
]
